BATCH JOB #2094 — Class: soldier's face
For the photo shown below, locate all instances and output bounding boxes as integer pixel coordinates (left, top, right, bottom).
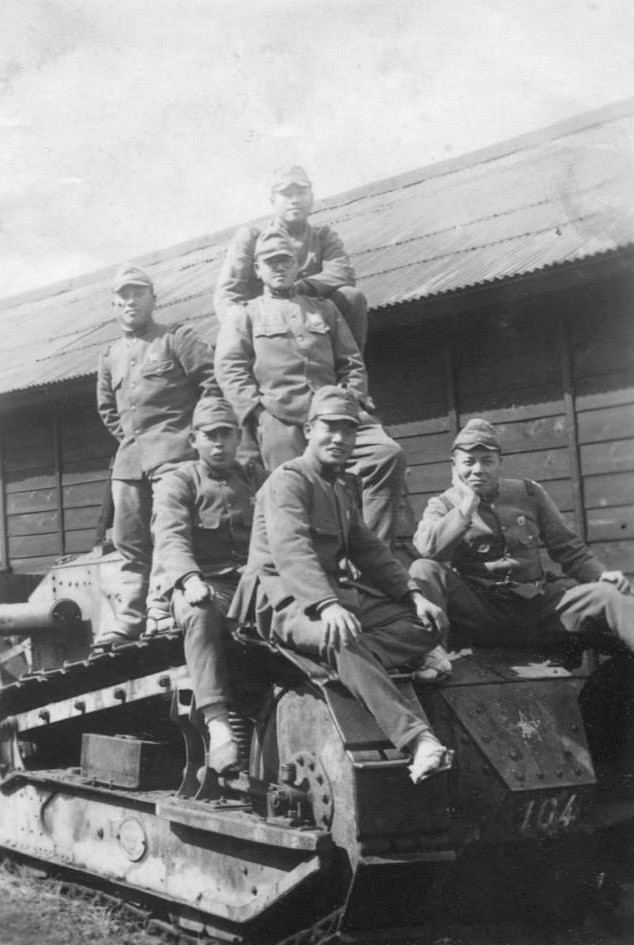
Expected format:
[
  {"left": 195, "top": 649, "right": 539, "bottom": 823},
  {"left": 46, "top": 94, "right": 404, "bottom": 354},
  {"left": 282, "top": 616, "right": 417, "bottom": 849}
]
[
  {"left": 193, "top": 426, "right": 240, "bottom": 470},
  {"left": 255, "top": 253, "right": 300, "bottom": 290},
  {"left": 452, "top": 447, "right": 501, "bottom": 495},
  {"left": 305, "top": 417, "right": 357, "bottom": 467},
  {"left": 271, "top": 184, "right": 313, "bottom": 226},
  {"left": 112, "top": 285, "right": 155, "bottom": 333}
]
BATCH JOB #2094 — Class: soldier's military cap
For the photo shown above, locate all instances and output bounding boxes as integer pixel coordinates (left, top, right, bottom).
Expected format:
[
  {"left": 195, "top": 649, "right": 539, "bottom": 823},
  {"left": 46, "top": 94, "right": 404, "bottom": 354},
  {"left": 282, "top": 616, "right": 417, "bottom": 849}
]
[
  {"left": 112, "top": 264, "right": 154, "bottom": 293},
  {"left": 308, "top": 386, "right": 361, "bottom": 425},
  {"left": 254, "top": 230, "right": 297, "bottom": 260},
  {"left": 192, "top": 397, "right": 239, "bottom": 431},
  {"left": 271, "top": 164, "right": 312, "bottom": 195},
  {"left": 452, "top": 418, "right": 501, "bottom": 452}
]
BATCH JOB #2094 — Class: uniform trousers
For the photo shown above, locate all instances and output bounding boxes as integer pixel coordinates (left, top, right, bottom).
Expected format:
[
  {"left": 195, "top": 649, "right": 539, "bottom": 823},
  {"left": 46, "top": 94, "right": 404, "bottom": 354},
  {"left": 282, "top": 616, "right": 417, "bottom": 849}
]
[
  {"left": 269, "top": 589, "right": 436, "bottom": 750},
  {"left": 170, "top": 577, "right": 237, "bottom": 710},
  {"left": 111, "top": 460, "right": 181, "bottom": 635},
  {"left": 409, "top": 559, "right": 634, "bottom": 652},
  {"left": 256, "top": 412, "right": 406, "bottom": 547},
  {"left": 329, "top": 286, "right": 368, "bottom": 353}
]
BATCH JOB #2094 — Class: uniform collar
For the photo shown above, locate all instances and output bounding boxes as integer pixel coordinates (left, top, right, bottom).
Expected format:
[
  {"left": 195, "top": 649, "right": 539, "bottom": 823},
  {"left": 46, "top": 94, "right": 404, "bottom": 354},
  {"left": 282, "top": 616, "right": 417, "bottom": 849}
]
[
  {"left": 122, "top": 321, "right": 160, "bottom": 341},
  {"left": 301, "top": 450, "right": 346, "bottom": 482},
  {"left": 263, "top": 285, "right": 296, "bottom": 300},
  {"left": 198, "top": 459, "right": 241, "bottom": 480}
]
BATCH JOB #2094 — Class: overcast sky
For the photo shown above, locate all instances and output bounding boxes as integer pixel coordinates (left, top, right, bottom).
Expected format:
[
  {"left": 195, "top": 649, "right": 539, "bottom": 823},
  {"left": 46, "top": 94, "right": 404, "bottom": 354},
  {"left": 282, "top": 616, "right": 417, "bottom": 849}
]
[{"left": 1, "top": 0, "right": 633, "bottom": 300}]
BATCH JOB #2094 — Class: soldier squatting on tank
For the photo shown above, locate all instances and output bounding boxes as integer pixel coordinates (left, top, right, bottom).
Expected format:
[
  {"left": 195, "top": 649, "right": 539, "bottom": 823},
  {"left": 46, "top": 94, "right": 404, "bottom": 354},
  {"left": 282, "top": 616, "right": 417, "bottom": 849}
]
[
  {"left": 409, "top": 418, "right": 634, "bottom": 646},
  {"left": 409, "top": 419, "right": 634, "bottom": 779},
  {"left": 152, "top": 398, "right": 266, "bottom": 774}
]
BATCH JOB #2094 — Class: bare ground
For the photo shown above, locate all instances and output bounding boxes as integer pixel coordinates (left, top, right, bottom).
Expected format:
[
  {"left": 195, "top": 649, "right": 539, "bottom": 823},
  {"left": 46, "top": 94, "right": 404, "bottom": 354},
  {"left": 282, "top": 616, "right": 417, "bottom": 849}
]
[
  {"left": 1, "top": 855, "right": 634, "bottom": 945},
  {"left": 0, "top": 859, "right": 163, "bottom": 945}
]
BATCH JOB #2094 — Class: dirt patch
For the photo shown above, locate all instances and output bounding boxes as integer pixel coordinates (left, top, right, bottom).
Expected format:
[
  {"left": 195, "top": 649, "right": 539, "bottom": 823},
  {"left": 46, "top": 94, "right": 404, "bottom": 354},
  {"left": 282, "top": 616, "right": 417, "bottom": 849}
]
[
  {"left": 0, "top": 859, "right": 163, "bottom": 945},
  {"left": 1, "top": 855, "right": 634, "bottom": 945}
]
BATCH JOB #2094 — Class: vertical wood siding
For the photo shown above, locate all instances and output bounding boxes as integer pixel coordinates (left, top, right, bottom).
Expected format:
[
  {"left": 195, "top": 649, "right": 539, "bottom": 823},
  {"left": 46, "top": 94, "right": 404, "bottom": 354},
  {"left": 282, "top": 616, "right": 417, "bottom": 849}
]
[
  {"left": 0, "top": 403, "right": 114, "bottom": 574},
  {"left": 0, "top": 270, "right": 631, "bottom": 577},
  {"left": 370, "top": 275, "right": 634, "bottom": 577}
]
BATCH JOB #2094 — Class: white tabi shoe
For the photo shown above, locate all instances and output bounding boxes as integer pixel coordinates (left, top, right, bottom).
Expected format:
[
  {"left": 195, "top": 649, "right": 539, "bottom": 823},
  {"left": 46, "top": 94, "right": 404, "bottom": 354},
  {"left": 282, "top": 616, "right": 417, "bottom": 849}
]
[
  {"left": 414, "top": 645, "right": 453, "bottom": 682},
  {"left": 408, "top": 731, "right": 454, "bottom": 784},
  {"left": 206, "top": 715, "right": 240, "bottom": 774}
]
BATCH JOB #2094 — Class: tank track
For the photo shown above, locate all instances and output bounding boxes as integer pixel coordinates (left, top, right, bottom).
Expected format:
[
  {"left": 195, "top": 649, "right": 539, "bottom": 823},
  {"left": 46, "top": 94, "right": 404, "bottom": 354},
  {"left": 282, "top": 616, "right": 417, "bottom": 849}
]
[
  {"left": 10, "top": 856, "right": 347, "bottom": 945},
  {"left": 2, "top": 631, "right": 185, "bottom": 719}
]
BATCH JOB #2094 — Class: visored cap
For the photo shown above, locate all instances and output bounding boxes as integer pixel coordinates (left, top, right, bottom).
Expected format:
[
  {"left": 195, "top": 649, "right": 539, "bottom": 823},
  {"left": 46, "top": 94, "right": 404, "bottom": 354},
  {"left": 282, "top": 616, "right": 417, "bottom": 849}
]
[
  {"left": 308, "top": 386, "right": 360, "bottom": 425},
  {"left": 192, "top": 397, "right": 239, "bottom": 431},
  {"left": 271, "top": 164, "right": 312, "bottom": 194},
  {"left": 112, "top": 264, "right": 154, "bottom": 292},
  {"left": 254, "top": 229, "right": 297, "bottom": 260},
  {"left": 452, "top": 418, "right": 501, "bottom": 452}
]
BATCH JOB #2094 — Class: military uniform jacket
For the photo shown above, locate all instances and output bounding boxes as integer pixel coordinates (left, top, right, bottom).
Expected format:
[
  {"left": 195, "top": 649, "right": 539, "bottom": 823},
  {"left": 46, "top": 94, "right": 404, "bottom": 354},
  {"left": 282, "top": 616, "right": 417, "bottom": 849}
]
[
  {"left": 153, "top": 459, "right": 267, "bottom": 591},
  {"left": 414, "top": 477, "right": 606, "bottom": 585},
  {"left": 214, "top": 291, "right": 371, "bottom": 425},
  {"left": 213, "top": 219, "right": 355, "bottom": 321},
  {"left": 230, "top": 453, "right": 418, "bottom": 626},
  {"left": 97, "top": 322, "right": 220, "bottom": 479}
]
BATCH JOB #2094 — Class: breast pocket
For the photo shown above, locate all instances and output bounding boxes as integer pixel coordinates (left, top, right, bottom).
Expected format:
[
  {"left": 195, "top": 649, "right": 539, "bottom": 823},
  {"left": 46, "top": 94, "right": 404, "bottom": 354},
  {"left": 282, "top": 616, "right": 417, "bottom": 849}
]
[
  {"left": 253, "top": 319, "right": 289, "bottom": 339},
  {"left": 195, "top": 511, "right": 222, "bottom": 530},
  {"left": 141, "top": 358, "right": 175, "bottom": 378},
  {"left": 310, "top": 515, "right": 341, "bottom": 540},
  {"left": 306, "top": 315, "right": 330, "bottom": 336},
  {"left": 513, "top": 516, "right": 539, "bottom": 546}
]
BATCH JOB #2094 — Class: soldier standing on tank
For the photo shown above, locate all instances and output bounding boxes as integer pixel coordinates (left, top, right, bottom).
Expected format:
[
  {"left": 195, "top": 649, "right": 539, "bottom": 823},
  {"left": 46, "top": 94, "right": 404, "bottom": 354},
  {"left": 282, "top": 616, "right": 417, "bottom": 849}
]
[
  {"left": 96, "top": 265, "right": 221, "bottom": 646},
  {"left": 230, "top": 386, "right": 453, "bottom": 783},
  {"left": 152, "top": 398, "right": 266, "bottom": 773},
  {"left": 213, "top": 164, "right": 367, "bottom": 353},
  {"left": 215, "top": 230, "right": 405, "bottom": 548}
]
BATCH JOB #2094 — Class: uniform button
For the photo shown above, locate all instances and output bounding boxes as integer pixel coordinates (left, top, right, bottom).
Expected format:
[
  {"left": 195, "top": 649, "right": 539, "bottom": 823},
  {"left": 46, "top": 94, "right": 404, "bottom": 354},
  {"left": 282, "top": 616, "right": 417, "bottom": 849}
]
[
  {"left": 131, "top": 359, "right": 136, "bottom": 365},
  {"left": 501, "top": 525, "right": 507, "bottom": 531},
  {"left": 135, "top": 430, "right": 140, "bottom": 435}
]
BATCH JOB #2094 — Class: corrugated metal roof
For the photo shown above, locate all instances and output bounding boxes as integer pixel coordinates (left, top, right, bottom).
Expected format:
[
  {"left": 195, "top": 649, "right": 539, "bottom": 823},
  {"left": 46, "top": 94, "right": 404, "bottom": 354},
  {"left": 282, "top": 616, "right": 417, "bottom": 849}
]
[{"left": 1, "top": 98, "right": 633, "bottom": 398}]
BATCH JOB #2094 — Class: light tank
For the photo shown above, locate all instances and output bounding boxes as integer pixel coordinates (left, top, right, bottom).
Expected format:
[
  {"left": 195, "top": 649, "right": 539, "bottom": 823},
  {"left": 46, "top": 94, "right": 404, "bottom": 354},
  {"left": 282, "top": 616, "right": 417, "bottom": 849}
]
[{"left": 1, "top": 546, "right": 633, "bottom": 942}]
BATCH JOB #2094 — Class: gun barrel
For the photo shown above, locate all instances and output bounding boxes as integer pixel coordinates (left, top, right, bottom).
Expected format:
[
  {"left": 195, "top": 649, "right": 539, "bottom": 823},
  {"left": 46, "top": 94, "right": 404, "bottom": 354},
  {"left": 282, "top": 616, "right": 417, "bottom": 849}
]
[{"left": 0, "top": 598, "right": 81, "bottom": 636}]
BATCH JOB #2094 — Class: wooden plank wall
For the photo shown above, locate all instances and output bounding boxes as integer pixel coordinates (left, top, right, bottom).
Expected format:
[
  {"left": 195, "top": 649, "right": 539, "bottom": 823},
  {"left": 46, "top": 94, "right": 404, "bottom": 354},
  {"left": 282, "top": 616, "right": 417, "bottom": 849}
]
[
  {"left": 369, "top": 273, "right": 634, "bottom": 577},
  {"left": 0, "top": 403, "right": 114, "bottom": 573},
  {"left": 0, "top": 270, "right": 631, "bottom": 578}
]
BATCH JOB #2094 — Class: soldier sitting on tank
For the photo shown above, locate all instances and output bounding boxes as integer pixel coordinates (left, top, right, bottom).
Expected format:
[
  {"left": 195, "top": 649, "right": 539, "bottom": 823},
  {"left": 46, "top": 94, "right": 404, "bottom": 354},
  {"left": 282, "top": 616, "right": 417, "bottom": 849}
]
[
  {"left": 96, "top": 265, "right": 221, "bottom": 647},
  {"left": 213, "top": 164, "right": 367, "bottom": 353},
  {"left": 229, "top": 386, "right": 453, "bottom": 783},
  {"left": 214, "top": 229, "right": 405, "bottom": 549},
  {"left": 409, "top": 418, "right": 634, "bottom": 652},
  {"left": 152, "top": 397, "right": 266, "bottom": 773}
]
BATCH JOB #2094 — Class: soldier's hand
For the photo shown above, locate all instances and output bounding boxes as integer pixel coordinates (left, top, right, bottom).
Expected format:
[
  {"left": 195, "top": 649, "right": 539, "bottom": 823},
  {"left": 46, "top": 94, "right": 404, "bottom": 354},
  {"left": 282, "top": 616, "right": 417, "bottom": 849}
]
[
  {"left": 600, "top": 570, "right": 632, "bottom": 595},
  {"left": 320, "top": 603, "right": 362, "bottom": 651},
  {"left": 183, "top": 574, "right": 214, "bottom": 605},
  {"left": 451, "top": 468, "right": 480, "bottom": 518},
  {"left": 409, "top": 591, "right": 449, "bottom": 638}
]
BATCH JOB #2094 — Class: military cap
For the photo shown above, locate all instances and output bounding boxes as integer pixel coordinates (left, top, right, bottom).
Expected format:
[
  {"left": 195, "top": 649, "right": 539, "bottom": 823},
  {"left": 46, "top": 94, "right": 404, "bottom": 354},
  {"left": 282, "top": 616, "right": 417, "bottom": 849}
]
[
  {"left": 452, "top": 418, "right": 501, "bottom": 452},
  {"left": 271, "top": 164, "right": 312, "bottom": 195},
  {"left": 192, "top": 397, "right": 239, "bottom": 431},
  {"left": 112, "top": 264, "right": 154, "bottom": 293},
  {"left": 308, "top": 386, "right": 360, "bottom": 425},
  {"left": 254, "top": 230, "right": 297, "bottom": 260}
]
